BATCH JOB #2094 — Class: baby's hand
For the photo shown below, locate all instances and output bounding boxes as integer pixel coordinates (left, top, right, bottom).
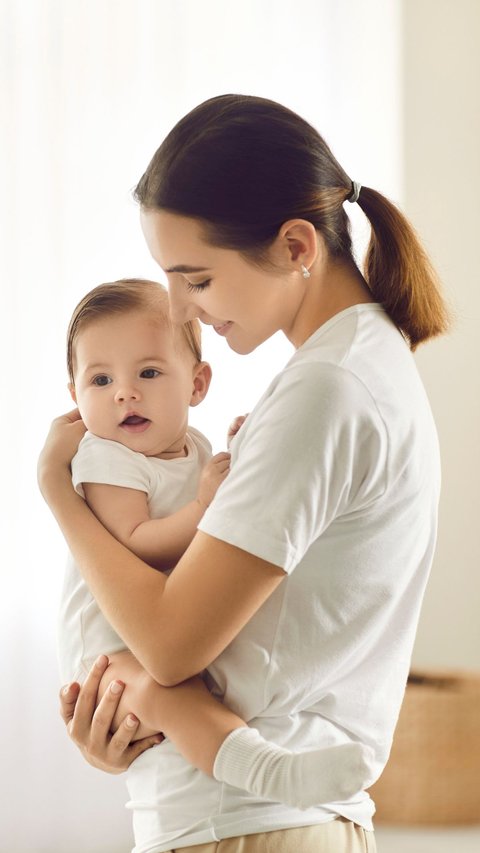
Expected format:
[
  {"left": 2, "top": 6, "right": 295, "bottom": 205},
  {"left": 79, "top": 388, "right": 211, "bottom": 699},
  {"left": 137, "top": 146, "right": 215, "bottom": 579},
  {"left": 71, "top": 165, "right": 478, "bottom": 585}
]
[
  {"left": 227, "top": 414, "right": 248, "bottom": 448},
  {"left": 197, "top": 452, "right": 231, "bottom": 510}
]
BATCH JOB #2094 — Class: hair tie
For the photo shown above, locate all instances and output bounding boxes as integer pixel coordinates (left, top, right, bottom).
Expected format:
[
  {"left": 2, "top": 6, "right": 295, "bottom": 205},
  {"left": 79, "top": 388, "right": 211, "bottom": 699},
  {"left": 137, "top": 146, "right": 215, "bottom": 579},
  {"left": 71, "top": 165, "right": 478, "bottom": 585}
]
[{"left": 347, "top": 181, "right": 361, "bottom": 204}]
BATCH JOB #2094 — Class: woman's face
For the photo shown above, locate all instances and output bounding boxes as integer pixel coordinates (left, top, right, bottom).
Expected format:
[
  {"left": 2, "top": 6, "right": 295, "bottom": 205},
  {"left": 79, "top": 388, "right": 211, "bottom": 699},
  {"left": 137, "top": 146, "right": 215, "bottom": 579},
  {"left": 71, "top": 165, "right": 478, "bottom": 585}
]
[{"left": 140, "top": 209, "right": 304, "bottom": 354}]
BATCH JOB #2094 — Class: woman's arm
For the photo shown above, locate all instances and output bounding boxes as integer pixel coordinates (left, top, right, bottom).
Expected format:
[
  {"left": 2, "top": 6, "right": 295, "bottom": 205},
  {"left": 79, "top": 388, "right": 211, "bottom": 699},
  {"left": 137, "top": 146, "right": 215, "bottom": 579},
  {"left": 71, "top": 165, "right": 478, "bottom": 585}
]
[
  {"left": 39, "top": 412, "right": 285, "bottom": 687},
  {"left": 82, "top": 452, "right": 230, "bottom": 570}
]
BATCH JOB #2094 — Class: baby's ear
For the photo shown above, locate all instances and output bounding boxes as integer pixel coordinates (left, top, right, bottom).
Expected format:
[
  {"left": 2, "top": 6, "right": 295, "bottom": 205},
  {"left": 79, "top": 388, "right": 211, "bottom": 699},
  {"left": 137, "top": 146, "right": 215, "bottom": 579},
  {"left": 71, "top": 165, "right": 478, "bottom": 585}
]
[
  {"left": 190, "top": 361, "right": 212, "bottom": 407},
  {"left": 68, "top": 382, "right": 77, "bottom": 404}
]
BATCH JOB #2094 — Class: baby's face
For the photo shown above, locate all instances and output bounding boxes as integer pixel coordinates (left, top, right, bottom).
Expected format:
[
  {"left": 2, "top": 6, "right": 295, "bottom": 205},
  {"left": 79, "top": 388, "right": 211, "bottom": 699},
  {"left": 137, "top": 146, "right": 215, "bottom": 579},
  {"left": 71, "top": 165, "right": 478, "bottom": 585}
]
[{"left": 71, "top": 310, "right": 199, "bottom": 458}]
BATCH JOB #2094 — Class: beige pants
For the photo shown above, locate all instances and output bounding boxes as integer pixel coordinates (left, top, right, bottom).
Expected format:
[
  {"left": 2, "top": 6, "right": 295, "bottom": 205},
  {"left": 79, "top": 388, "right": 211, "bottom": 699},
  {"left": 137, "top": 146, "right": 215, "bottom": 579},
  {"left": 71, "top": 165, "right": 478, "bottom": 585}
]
[{"left": 166, "top": 818, "right": 376, "bottom": 852}]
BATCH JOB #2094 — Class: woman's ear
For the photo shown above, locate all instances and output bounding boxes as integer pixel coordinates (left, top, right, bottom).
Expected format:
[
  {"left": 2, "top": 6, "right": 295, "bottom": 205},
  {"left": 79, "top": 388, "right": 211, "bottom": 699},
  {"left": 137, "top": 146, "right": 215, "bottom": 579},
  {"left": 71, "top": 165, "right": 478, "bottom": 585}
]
[
  {"left": 68, "top": 382, "right": 77, "bottom": 404},
  {"left": 275, "top": 218, "right": 319, "bottom": 271},
  {"left": 190, "top": 361, "right": 212, "bottom": 407}
]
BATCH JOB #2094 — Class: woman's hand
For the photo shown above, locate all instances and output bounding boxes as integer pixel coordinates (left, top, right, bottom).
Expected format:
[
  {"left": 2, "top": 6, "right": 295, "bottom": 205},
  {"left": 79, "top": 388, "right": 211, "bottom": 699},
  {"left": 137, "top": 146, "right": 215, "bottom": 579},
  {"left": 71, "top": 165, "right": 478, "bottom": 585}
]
[
  {"left": 60, "top": 655, "right": 163, "bottom": 774},
  {"left": 38, "top": 408, "right": 86, "bottom": 501}
]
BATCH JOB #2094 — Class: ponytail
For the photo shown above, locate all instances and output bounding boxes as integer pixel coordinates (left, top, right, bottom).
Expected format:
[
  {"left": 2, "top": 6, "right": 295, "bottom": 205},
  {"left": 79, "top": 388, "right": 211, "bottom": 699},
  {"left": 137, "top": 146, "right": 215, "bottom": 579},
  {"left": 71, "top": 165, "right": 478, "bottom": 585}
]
[{"left": 357, "top": 187, "right": 450, "bottom": 350}]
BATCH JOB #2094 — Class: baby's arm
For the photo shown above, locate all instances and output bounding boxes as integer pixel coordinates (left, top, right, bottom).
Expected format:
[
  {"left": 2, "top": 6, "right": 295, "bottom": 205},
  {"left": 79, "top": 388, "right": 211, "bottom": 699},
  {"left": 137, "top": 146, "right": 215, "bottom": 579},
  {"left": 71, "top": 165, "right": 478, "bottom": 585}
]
[{"left": 82, "top": 452, "right": 230, "bottom": 571}]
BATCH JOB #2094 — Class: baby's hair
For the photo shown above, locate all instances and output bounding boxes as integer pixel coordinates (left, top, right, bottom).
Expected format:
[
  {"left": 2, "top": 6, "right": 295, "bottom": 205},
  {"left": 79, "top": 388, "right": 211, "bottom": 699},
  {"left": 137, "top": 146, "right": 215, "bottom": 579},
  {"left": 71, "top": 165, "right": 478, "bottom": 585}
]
[{"left": 67, "top": 278, "right": 201, "bottom": 383}]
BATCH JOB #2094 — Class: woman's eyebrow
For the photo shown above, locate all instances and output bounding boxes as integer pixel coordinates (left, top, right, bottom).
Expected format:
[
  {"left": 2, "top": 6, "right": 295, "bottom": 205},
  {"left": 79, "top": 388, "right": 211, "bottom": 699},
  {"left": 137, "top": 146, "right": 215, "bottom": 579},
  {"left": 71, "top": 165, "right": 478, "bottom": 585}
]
[{"left": 165, "top": 264, "right": 210, "bottom": 274}]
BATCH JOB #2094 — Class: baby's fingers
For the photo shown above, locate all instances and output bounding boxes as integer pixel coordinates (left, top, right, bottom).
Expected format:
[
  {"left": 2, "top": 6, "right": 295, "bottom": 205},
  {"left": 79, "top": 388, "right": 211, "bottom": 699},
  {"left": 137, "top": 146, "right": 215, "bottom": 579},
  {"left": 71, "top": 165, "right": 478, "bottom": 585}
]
[{"left": 212, "top": 452, "right": 231, "bottom": 473}]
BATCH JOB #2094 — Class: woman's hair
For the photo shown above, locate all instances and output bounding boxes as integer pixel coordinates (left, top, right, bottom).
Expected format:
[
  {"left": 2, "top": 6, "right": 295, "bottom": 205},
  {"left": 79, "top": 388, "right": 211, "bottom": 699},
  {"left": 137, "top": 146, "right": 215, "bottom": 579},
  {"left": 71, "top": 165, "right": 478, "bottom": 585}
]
[
  {"left": 67, "top": 278, "right": 202, "bottom": 383},
  {"left": 134, "top": 94, "right": 449, "bottom": 350}
]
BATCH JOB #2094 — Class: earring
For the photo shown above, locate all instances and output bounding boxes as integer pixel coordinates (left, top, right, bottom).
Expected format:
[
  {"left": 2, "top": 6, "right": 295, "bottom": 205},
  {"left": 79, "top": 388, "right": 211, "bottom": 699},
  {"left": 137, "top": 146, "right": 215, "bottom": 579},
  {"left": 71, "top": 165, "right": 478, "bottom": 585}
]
[{"left": 301, "top": 264, "right": 311, "bottom": 279}]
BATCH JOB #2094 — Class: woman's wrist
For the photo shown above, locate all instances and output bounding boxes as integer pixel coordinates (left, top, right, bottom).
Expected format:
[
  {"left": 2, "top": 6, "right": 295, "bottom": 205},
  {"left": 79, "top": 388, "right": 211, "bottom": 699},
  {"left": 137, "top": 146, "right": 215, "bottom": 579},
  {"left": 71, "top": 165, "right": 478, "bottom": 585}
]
[
  {"left": 38, "top": 460, "right": 74, "bottom": 507},
  {"left": 37, "top": 408, "right": 86, "bottom": 504}
]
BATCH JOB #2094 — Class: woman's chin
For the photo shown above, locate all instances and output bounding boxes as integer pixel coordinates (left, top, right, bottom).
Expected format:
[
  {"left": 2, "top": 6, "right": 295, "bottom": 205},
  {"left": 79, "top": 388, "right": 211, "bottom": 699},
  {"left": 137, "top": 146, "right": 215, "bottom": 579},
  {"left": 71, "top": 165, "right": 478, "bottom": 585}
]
[
  {"left": 225, "top": 330, "right": 266, "bottom": 356},
  {"left": 227, "top": 339, "right": 258, "bottom": 355}
]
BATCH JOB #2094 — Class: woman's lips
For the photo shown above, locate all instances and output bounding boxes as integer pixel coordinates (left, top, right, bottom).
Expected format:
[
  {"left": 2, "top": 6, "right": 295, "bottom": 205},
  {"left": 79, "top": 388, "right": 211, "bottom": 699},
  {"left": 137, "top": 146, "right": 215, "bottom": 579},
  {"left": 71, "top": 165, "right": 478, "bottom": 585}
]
[
  {"left": 119, "top": 415, "right": 151, "bottom": 434},
  {"left": 213, "top": 321, "right": 233, "bottom": 336}
]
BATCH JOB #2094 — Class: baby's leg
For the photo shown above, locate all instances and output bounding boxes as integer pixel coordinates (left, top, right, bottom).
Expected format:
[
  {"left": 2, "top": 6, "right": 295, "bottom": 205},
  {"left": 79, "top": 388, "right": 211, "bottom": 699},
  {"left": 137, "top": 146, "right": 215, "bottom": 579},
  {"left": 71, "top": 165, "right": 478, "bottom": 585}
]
[
  {"left": 97, "top": 650, "right": 245, "bottom": 773},
  {"left": 100, "top": 650, "right": 372, "bottom": 807}
]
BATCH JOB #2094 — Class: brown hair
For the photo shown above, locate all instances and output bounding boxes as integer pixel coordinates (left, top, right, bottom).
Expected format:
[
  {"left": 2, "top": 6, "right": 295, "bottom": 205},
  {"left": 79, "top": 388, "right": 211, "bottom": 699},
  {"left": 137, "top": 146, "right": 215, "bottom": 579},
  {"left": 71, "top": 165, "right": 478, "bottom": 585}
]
[
  {"left": 67, "top": 278, "right": 201, "bottom": 383},
  {"left": 134, "top": 94, "right": 449, "bottom": 350}
]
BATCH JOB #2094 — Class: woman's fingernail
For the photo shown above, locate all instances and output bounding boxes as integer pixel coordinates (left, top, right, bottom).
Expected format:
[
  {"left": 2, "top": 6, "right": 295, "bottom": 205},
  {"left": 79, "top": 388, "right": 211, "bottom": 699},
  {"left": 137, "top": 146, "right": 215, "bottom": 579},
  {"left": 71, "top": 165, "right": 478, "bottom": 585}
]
[
  {"left": 95, "top": 654, "right": 108, "bottom": 668},
  {"left": 126, "top": 715, "right": 139, "bottom": 728},
  {"left": 110, "top": 680, "right": 124, "bottom": 695},
  {"left": 62, "top": 684, "right": 71, "bottom": 696}
]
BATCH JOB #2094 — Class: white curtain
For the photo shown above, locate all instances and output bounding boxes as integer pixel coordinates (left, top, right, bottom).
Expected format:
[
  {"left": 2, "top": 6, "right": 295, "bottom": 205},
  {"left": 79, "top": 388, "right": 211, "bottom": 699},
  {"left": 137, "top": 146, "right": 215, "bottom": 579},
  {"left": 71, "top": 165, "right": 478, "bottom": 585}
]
[{"left": 1, "top": 1, "right": 401, "bottom": 850}]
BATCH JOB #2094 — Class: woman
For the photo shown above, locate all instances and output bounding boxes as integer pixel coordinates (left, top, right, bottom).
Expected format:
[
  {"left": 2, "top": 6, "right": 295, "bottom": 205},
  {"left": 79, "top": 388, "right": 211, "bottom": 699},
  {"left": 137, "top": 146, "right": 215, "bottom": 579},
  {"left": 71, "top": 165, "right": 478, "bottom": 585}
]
[{"left": 39, "top": 94, "right": 449, "bottom": 853}]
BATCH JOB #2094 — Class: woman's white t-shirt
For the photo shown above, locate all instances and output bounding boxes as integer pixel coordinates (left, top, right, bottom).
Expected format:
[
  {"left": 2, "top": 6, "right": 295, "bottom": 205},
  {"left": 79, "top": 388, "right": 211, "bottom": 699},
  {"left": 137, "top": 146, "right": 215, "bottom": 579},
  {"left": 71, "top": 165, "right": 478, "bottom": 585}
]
[{"left": 126, "top": 304, "right": 441, "bottom": 852}]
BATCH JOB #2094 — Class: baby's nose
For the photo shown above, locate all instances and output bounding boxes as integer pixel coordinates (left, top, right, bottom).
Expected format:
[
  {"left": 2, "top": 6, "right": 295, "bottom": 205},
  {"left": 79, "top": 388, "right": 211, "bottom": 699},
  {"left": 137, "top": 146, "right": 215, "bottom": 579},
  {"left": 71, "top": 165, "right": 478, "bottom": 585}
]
[{"left": 114, "top": 385, "right": 140, "bottom": 403}]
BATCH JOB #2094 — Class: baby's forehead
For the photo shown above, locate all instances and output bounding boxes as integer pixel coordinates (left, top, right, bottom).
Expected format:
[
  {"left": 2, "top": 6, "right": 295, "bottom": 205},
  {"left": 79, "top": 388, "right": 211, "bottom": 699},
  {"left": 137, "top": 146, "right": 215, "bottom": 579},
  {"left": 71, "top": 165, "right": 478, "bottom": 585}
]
[{"left": 77, "top": 308, "right": 193, "bottom": 360}]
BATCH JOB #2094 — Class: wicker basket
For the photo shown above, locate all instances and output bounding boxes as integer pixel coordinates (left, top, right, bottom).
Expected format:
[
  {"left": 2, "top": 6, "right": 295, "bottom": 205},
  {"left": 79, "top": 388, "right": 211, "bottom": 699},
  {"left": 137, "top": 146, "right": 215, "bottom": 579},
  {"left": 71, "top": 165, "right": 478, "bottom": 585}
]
[{"left": 369, "top": 669, "right": 480, "bottom": 825}]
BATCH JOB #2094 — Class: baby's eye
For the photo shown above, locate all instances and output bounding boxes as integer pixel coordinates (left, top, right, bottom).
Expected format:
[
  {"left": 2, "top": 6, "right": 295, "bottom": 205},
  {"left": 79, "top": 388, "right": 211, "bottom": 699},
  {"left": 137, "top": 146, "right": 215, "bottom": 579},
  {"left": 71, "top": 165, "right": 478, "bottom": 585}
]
[
  {"left": 92, "top": 374, "right": 112, "bottom": 386},
  {"left": 140, "top": 368, "right": 161, "bottom": 379}
]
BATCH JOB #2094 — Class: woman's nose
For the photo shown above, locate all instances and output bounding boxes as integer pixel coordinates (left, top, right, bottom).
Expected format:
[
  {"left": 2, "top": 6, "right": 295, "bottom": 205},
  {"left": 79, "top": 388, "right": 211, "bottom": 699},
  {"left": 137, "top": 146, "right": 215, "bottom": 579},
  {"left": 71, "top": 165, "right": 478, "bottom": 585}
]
[{"left": 168, "top": 282, "right": 199, "bottom": 325}]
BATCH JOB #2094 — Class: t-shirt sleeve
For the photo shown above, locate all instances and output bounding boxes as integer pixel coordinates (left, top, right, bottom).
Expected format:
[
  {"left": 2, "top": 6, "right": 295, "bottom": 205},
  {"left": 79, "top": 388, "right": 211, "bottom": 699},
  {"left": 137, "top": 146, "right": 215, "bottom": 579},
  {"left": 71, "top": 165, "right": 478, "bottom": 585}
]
[
  {"left": 199, "top": 362, "right": 388, "bottom": 573},
  {"left": 71, "top": 433, "right": 153, "bottom": 498}
]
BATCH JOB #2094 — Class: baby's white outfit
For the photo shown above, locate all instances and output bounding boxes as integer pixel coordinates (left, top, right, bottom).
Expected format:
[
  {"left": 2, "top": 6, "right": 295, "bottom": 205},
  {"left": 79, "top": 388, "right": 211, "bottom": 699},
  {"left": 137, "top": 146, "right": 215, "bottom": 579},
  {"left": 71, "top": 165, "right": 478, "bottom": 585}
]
[{"left": 57, "top": 427, "right": 211, "bottom": 683}]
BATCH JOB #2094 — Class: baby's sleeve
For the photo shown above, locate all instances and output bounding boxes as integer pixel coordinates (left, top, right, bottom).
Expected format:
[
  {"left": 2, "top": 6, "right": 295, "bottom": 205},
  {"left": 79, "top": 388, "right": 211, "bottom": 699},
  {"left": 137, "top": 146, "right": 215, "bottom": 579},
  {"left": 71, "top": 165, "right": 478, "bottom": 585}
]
[{"left": 71, "top": 432, "right": 152, "bottom": 498}]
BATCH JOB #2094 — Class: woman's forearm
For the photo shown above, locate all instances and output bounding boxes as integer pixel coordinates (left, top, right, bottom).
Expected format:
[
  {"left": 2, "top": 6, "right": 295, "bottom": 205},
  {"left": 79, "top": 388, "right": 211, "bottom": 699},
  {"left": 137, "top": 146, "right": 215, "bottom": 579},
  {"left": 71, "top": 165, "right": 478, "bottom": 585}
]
[
  {"left": 41, "top": 468, "right": 170, "bottom": 678},
  {"left": 40, "top": 459, "right": 284, "bottom": 688}
]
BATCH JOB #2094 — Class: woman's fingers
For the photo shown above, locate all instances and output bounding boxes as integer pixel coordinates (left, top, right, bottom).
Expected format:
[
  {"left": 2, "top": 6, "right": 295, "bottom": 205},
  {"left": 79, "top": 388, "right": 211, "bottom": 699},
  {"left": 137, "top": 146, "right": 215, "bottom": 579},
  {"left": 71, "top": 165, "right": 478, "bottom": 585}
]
[
  {"left": 105, "top": 720, "right": 163, "bottom": 772},
  {"left": 59, "top": 682, "right": 80, "bottom": 725},
  {"left": 123, "top": 731, "right": 165, "bottom": 763},
  {"left": 108, "top": 714, "right": 141, "bottom": 759},
  {"left": 69, "top": 654, "right": 110, "bottom": 743},
  {"left": 88, "top": 678, "right": 127, "bottom": 752},
  {"left": 60, "top": 407, "right": 84, "bottom": 424},
  {"left": 37, "top": 408, "right": 87, "bottom": 492}
]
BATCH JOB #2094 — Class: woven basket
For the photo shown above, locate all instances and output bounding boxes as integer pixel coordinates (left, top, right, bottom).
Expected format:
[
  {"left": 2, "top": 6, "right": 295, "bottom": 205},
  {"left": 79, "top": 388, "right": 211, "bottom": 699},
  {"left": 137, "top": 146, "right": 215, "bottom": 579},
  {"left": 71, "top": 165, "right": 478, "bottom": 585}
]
[{"left": 369, "top": 669, "right": 480, "bottom": 825}]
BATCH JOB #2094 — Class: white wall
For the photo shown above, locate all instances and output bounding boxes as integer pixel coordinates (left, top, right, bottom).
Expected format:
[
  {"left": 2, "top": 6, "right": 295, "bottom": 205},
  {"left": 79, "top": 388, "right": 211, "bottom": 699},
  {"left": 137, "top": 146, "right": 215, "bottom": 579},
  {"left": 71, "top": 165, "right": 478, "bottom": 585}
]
[{"left": 403, "top": 0, "right": 480, "bottom": 671}]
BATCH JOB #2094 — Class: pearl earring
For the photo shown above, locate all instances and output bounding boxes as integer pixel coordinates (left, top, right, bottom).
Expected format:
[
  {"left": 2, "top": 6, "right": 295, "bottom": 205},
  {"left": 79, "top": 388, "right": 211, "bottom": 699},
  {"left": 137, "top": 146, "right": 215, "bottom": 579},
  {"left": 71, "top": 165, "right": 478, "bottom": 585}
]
[{"left": 301, "top": 264, "right": 311, "bottom": 279}]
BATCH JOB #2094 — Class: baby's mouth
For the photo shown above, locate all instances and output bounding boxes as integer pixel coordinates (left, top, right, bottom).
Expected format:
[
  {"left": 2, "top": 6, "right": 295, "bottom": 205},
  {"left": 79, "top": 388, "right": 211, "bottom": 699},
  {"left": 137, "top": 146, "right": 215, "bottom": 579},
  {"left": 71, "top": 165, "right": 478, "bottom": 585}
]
[{"left": 120, "top": 415, "right": 151, "bottom": 433}]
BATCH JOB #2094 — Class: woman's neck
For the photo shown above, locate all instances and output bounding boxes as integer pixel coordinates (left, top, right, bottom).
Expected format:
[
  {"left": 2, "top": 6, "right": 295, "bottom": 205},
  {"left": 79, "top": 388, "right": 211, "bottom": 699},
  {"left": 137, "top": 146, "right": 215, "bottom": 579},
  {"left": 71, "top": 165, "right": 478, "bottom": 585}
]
[{"left": 286, "top": 258, "right": 375, "bottom": 349}]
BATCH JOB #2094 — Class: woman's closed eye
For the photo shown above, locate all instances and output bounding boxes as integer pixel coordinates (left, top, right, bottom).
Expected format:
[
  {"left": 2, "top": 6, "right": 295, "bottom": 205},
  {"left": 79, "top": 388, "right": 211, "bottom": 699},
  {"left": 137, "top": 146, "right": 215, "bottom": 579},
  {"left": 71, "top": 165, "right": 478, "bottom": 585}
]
[{"left": 186, "top": 279, "right": 211, "bottom": 293}]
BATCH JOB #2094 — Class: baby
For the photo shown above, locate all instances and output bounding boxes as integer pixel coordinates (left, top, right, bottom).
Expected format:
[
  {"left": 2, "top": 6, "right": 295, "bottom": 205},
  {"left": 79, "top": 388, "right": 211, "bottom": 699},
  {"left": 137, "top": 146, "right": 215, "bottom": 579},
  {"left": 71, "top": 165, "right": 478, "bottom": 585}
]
[{"left": 58, "top": 278, "right": 370, "bottom": 809}]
